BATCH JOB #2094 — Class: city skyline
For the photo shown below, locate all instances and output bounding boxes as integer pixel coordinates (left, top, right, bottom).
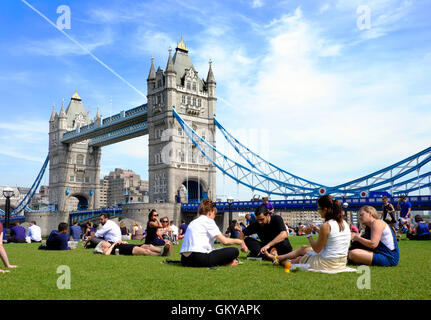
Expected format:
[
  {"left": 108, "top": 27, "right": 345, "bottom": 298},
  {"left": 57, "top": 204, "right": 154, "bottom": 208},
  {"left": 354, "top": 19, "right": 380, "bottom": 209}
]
[{"left": 1, "top": 0, "right": 431, "bottom": 200}]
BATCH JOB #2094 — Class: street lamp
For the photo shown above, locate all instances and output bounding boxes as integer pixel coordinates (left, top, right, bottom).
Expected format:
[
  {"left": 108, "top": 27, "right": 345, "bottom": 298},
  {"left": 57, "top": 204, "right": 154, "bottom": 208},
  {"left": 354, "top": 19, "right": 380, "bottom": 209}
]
[
  {"left": 3, "top": 187, "right": 15, "bottom": 236},
  {"left": 342, "top": 202, "right": 349, "bottom": 223},
  {"left": 227, "top": 196, "right": 234, "bottom": 223}
]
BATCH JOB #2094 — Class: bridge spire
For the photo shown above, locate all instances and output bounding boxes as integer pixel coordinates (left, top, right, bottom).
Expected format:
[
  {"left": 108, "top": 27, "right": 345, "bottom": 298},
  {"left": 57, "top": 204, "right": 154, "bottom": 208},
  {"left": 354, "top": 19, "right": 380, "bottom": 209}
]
[
  {"left": 166, "top": 47, "right": 175, "bottom": 73},
  {"left": 147, "top": 56, "right": 156, "bottom": 81},
  {"left": 96, "top": 104, "right": 101, "bottom": 119},
  {"left": 71, "top": 89, "right": 81, "bottom": 101},
  {"left": 206, "top": 59, "right": 216, "bottom": 84},
  {"left": 50, "top": 103, "right": 57, "bottom": 122},
  {"left": 176, "top": 35, "right": 188, "bottom": 53},
  {"left": 59, "top": 99, "right": 66, "bottom": 118}
]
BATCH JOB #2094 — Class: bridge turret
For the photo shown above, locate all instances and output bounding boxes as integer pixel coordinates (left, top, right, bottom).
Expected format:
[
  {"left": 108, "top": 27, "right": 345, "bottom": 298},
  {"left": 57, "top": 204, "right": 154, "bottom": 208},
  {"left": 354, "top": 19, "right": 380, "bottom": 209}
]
[
  {"left": 206, "top": 59, "right": 217, "bottom": 117},
  {"left": 165, "top": 47, "right": 177, "bottom": 111},
  {"left": 147, "top": 36, "right": 217, "bottom": 204},
  {"left": 49, "top": 91, "right": 101, "bottom": 215},
  {"left": 49, "top": 104, "right": 57, "bottom": 122},
  {"left": 147, "top": 56, "right": 156, "bottom": 94},
  {"left": 58, "top": 99, "right": 67, "bottom": 131}
]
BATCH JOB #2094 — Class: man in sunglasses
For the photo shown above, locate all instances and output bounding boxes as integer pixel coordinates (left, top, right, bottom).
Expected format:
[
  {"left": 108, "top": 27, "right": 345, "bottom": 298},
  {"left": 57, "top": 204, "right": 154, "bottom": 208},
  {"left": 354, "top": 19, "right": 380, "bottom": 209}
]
[{"left": 83, "top": 213, "right": 122, "bottom": 249}]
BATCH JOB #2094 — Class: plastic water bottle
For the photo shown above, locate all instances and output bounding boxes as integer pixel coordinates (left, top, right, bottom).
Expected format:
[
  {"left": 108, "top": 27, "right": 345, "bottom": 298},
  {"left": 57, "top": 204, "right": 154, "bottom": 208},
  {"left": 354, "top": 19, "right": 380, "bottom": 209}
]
[{"left": 115, "top": 248, "right": 119, "bottom": 255}]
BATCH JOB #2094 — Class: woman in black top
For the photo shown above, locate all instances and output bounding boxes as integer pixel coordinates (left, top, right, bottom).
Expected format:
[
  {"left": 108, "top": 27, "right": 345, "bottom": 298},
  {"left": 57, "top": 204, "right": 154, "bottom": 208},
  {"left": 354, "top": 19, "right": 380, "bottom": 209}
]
[
  {"left": 382, "top": 196, "right": 398, "bottom": 237},
  {"left": 145, "top": 209, "right": 168, "bottom": 246}
]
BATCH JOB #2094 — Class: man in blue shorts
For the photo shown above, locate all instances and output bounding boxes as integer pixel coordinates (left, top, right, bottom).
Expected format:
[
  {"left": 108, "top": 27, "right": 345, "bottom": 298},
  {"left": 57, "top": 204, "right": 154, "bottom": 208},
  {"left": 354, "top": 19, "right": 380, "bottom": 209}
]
[{"left": 397, "top": 196, "right": 412, "bottom": 232}]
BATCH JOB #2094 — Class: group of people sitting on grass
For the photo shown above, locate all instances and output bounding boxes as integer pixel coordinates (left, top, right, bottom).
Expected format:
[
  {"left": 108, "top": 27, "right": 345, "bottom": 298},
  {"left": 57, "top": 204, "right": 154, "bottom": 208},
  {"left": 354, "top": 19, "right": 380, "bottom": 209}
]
[
  {"left": 177, "top": 196, "right": 405, "bottom": 270},
  {"left": 2, "top": 195, "right": 430, "bottom": 274}
]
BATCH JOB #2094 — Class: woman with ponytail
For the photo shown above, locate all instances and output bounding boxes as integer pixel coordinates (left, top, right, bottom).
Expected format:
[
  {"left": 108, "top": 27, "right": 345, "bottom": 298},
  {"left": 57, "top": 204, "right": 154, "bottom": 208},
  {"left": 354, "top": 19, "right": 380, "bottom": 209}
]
[
  {"left": 265, "top": 195, "right": 351, "bottom": 271},
  {"left": 300, "top": 195, "right": 352, "bottom": 270}
]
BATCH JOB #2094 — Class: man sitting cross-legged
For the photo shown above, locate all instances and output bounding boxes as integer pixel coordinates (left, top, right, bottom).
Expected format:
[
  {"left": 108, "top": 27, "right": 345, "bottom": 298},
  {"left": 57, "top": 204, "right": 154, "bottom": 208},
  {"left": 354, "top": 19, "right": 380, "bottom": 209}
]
[{"left": 239, "top": 205, "right": 295, "bottom": 259}]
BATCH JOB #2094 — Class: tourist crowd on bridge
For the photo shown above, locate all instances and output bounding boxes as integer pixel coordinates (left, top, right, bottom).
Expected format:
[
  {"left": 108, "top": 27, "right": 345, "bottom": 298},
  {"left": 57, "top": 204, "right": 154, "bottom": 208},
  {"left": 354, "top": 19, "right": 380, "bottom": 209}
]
[{"left": 1, "top": 194, "right": 430, "bottom": 273}]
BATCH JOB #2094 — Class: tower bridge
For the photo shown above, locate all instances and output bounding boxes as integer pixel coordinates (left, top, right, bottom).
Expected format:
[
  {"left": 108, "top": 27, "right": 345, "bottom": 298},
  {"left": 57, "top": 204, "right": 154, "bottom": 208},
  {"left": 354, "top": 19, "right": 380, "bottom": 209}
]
[{"left": 2, "top": 38, "right": 431, "bottom": 234}]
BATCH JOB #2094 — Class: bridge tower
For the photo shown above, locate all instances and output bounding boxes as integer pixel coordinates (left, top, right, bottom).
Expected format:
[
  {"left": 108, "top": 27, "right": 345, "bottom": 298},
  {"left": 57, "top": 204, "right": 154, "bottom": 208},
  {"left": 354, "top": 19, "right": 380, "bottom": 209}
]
[
  {"left": 147, "top": 38, "right": 217, "bottom": 203},
  {"left": 48, "top": 91, "right": 101, "bottom": 213}
]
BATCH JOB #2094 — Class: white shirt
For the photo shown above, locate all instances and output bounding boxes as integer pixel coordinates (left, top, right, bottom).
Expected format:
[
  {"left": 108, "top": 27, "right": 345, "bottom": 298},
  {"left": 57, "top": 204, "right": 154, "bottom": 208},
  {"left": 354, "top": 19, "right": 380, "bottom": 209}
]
[
  {"left": 180, "top": 215, "right": 221, "bottom": 254},
  {"left": 320, "top": 220, "right": 351, "bottom": 259},
  {"left": 170, "top": 225, "right": 179, "bottom": 236},
  {"left": 380, "top": 224, "right": 395, "bottom": 250},
  {"left": 95, "top": 220, "right": 122, "bottom": 242},
  {"left": 27, "top": 225, "right": 42, "bottom": 242}
]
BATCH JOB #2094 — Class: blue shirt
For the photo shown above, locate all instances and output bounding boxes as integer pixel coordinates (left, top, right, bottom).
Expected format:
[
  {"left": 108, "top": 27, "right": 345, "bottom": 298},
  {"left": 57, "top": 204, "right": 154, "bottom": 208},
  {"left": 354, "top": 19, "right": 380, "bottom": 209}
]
[
  {"left": 399, "top": 201, "right": 412, "bottom": 218},
  {"left": 179, "top": 223, "right": 188, "bottom": 235},
  {"left": 246, "top": 212, "right": 256, "bottom": 225},
  {"left": 70, "top": 225, "right": 81, "bottom": 241},
  {"left": 46, "top": 230, "right": 70, "bottom": 250},
  {"left": 417, "top": 222, "right": 430, "bottom": 236},
  {"left": 11, "top": 225, "right": 26, "bottom": 241}
]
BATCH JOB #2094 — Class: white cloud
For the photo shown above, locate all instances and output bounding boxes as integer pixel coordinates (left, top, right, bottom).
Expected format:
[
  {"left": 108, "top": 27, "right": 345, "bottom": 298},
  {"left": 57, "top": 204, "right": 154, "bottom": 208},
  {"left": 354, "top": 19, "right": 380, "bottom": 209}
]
[
  {"left": 252, "top": 0, "right": 264, "bottom": 8},
  {"left": 215, "top": 6, "right": 431, "bottom": 188},
  {"left": 134, "top": 28, "right": 175, "bottom": 60}
]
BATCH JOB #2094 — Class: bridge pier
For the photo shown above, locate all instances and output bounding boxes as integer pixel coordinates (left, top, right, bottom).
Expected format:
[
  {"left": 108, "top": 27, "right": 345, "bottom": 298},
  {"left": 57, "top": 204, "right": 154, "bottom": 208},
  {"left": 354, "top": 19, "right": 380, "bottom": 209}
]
[{"left": 25, "top": 211, "right": 69, "bottom": 238}]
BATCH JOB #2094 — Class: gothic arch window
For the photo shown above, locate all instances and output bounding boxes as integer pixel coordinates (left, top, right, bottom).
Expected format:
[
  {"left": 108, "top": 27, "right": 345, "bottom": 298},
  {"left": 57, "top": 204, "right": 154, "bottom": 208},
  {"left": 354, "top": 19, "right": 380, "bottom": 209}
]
[
  {"left": 182, "top": 95, "right": 186, "bottom": 104},
  {"left": 187, "top": 82, "right": 191, "bottom": 90},
  {"left": 192, "top": 82, "right": 197, "bottom": 91},
  {"left": 187, "top": 96, "right": 191, "bottom": 105},
  {"left": 192, "top": 97, "right": 196, "bottom": 106},
  {"left": 198, "top": 99, "right": 202, "bottom": 107}
]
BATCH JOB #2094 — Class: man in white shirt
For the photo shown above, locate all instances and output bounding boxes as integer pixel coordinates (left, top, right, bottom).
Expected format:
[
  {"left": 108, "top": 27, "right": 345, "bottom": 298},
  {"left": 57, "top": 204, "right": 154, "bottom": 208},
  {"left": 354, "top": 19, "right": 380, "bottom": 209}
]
[
  {"left": 26, "top": 221, "right": 42, "bottom": 243},
  {"left": 84, "top": 214, "right": 121, "bottom": 248},
  {"left": 170, "top": 221, "right": 179, "bottom": 244}
]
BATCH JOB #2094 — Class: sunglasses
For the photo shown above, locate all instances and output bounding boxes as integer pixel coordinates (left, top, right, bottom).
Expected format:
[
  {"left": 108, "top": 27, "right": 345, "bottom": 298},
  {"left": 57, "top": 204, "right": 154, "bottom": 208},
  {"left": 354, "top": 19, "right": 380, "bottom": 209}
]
[
  {"left": 162, "top": 220, "right": 169, "bottom": 223},
  {"left": 153, "top": 214, "right": 159, "bottom": 217}
]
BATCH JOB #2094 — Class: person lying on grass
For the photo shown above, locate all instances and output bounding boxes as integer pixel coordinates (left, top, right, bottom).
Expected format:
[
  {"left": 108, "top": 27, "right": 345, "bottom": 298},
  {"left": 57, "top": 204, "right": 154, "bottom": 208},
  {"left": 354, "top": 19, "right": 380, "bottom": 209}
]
[
  {"left": 93, "top": 240, "right": 172, "bottom": 256},
  {"left": 0, "top": 221, "right": 18, "bottom": 273},
  {"left": 349, "top": 205, "right": 399, "bottom": 267},
  {"left": 180, "top": 199, "right": 248, "bottom": 268},
  {"left": 265, "top": 195, "right": 351, "bottom": 272}
]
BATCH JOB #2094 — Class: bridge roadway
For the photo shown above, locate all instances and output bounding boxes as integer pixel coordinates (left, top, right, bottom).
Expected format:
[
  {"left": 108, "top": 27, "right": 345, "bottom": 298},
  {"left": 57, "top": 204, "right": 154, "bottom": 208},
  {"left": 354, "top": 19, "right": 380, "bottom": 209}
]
[
  {"left": 181, "top": 195, "right": 431, "bottom": 213},
  {"left": 4, "top": 196, "right": 429, "bottom": 224},
  {"left": 60, "top": 104, "right": 148, "bottom": 147},
  {"left": 61, "top": 195, "right": 431, "bottom": 224}
]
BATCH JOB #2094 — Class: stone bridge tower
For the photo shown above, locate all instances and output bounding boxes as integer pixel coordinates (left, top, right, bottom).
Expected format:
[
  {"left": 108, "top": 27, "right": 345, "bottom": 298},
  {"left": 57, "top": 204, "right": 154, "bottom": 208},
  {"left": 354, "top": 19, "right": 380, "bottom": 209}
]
[
  {"left": 147, "top": 38, "right": 217, "bottom": 203},
  {"left": 48, "top": 91, "right": 101, "bottom": 213}
]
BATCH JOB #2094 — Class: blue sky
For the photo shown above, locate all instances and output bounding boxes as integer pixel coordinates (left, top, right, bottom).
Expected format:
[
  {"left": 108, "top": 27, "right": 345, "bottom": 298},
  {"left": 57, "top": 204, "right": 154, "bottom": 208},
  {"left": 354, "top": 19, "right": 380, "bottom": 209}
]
[{"left": 1, "top": 0, "right": 431, "bottom": 200}]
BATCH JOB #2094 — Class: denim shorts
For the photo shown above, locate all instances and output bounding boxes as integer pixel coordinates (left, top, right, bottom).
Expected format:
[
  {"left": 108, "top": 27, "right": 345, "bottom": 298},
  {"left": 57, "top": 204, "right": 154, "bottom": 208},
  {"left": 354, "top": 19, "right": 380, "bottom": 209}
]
[{"left": 372, "top": 252, "right": 398, "bottom": 267}]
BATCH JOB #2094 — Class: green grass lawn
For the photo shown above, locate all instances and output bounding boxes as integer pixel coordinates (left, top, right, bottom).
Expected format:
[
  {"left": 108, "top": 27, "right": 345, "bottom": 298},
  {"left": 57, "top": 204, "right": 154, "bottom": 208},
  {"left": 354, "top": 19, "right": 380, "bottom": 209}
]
[{"left": 1, "top": 236, "right": 430, "bottom": 300}]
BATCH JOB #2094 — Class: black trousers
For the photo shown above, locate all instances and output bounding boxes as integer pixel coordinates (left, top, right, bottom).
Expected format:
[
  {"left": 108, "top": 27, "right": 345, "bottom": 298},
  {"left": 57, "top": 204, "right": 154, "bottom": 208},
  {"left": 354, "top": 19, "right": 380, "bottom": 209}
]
[
  {"left": 407, "top": 233, "right": 431, "bottom": 240},
  {"left": 8, "top": 237, "right": 26, "bottom": 243},
  {"left": 245, "top": 237, "right": 292, "bottom": 259},
  {"left": 181, "top": 247, "right": 239, "bottom": 267}
]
